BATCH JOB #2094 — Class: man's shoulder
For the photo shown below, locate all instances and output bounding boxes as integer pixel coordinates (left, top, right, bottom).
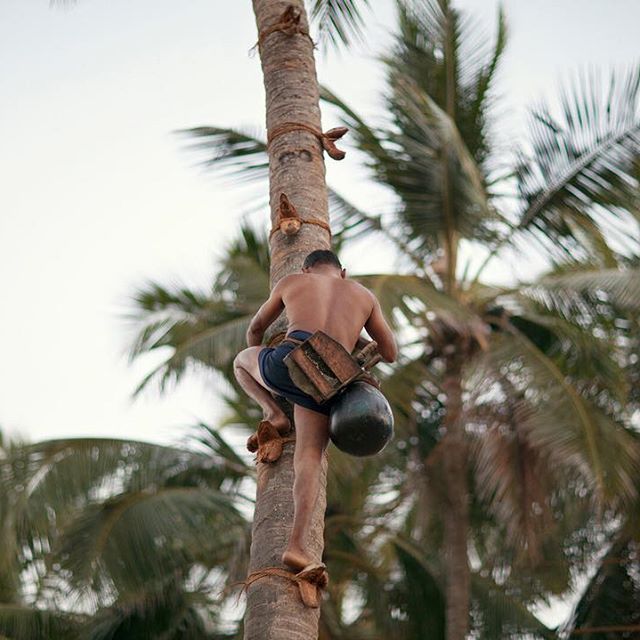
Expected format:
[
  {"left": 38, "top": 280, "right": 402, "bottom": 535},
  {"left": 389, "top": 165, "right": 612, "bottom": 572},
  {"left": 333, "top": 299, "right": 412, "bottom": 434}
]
[
  {"left": 273, "top": 273, "right": 303, "bottom": 290},
  {"left": 346, "top": 278, "right": 374, "bottom": 297}
]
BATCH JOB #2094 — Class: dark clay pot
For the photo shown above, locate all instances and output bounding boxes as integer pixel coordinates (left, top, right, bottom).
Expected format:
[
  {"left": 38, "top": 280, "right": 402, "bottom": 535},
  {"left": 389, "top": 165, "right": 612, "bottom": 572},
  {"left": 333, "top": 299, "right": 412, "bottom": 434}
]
[{"left": 329, "top": 381, "right": 394, "bottom": 457}]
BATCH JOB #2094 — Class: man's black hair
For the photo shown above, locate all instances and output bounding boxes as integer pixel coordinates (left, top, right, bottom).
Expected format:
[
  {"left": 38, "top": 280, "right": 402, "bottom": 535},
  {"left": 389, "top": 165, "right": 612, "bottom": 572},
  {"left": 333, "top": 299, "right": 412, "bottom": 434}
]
[{"left": 303, "top": 249, "right": 342, "bottom": 270}]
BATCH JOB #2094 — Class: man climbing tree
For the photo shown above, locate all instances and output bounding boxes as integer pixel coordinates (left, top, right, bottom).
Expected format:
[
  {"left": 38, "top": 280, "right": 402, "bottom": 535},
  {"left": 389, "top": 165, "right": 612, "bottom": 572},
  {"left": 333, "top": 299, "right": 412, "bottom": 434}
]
[
  {"left": 234, "top": 249, "right": 397, "bottom": 577},
  {"left": 242, "top": 2, "right": 370, "bottom": 638}
]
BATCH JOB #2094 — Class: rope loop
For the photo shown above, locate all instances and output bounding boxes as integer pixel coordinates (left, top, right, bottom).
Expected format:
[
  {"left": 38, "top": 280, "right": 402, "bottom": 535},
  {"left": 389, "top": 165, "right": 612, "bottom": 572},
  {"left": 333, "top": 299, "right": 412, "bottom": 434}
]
[
  {"left": 269, "top": 216, "right": 331, "bottom": 239},
  {"left": 267, "top": 122, "right": 348, "bottom": 161},
  {"left": 251, "top": 5, "right": 315, "bottom": 55},
  {"left": 241, "top": 563, "right": 328, "bottom": 608}
]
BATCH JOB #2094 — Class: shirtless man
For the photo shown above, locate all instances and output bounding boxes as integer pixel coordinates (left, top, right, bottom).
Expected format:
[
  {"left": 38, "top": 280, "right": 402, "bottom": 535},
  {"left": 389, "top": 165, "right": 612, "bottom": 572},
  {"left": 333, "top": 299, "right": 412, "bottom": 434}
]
[{"left": 233, "top": 249, "right": 397, "bottom": 573}]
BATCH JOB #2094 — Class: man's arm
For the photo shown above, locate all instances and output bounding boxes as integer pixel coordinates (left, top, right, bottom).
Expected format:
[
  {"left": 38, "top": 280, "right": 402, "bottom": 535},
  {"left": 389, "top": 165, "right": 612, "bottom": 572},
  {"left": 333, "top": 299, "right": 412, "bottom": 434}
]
[
  {"left": 245, "top": 279, "right": 287, "bottom": 346},
  {"left": 364, "top": 297, "right": 398, "bottom": 363}
]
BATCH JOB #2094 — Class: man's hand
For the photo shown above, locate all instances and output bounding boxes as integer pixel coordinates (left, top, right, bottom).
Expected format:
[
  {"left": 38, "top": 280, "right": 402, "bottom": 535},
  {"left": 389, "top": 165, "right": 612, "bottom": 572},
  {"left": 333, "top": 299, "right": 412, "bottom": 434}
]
[{"left": 364, "top": 298, "right": 398, "bottom": 363}]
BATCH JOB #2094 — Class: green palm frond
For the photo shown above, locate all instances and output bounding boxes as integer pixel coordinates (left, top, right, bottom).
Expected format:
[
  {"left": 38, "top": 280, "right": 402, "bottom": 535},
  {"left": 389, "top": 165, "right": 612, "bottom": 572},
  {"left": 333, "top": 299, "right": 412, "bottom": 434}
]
[
  {"left": 179, "top": 126, "right": 268, "bottom": 184},
  {"left": 467, "top": 332, "right": 639, "bottom": 505},
  {"left": 325, "top": 73, "right": 501, "bottom": 255},
  {"left": 328, "top": 187, "right": 383, "bottom": 248},
  {"left": 86, "top": 580, "right": 216, "bottom": 640},
  {"left": 564, "top": 528, "right": 640, "bottom": 637},
  {"left": 130, "top": 315, "right": 251, "bottom": 397},
  {"left": 379, "top": 355, "right": 440, "bottom": 427},
  {"left": 214, "top": 224, "right": 271, "bottom": 299},
  {"left": 391, "top": 542, "right": 446, "bottom": 639},
  {"left": 384, "top": 74, "right": 499, "bottom": 247},
  {"left": 1, "top": 428, "right": 251, "bottom": 637},
  {"left": 515, "top": 65, "right": 640, "bottom": 260},
  {"left": 54, "top": 486, "right": 246, "bottom": 598},
  {"left": 320, "top": 84, "right": 390, "bottom": 164},
  {"left": 481, "top": 266, "right": 640, "bottom": 402},
  {"left": 524, "top": 267, "right": 640, "bottom": 313},
  {"left": 470, "top": 411, "right": 556, "bottom": 565},
  {"left": 3, "top": 439, "right": 195, "bottom": 548},
  {"left": 188, "top": 422, "right": 253, "bottom": 477},
  {"left": 125, "top": 281, "right": 221, "bottom": 360},
  {"left": 157, "top": 313, "right": 250, "bottom": 376},
  {"left": 471, "top": 573, "right": 555, "bottom": 639},
  {"left": 392, "top": 0, "right": 508, "bottom": 168},
  {"left": 0, "top": 605, "right": 83, "bottom": 640},
  {"left": 510, "top": 309, "right": 627, "bottom": 400},
  {"left": 180, "top": 124, "right": 386, "bottom": 247},
  {"left": 356, "top": 272, "right": 477, "bottom": 329},
  {"left": 465, "top": 5, "right": 508, "bottom": 166},
  {"left": 1, "top": 430, "right": 250, "bottom": 596},
  {"left": 126, "top": 225, "right": 272, "bottom": 397},
  {"left": 308, "top": 0, "right": 371, "bottom": 49}
]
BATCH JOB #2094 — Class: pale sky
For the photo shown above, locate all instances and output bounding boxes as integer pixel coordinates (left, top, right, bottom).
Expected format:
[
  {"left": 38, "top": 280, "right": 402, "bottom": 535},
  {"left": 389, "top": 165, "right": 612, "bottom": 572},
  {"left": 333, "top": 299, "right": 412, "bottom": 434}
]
[{"left": 2, "top": 0, "right": 640, "bottom": 624}]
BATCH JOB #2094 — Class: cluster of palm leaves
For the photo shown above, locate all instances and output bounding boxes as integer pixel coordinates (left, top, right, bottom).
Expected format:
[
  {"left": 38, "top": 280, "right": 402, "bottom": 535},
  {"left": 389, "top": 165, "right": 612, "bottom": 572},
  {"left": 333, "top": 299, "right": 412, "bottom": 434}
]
[
  {"left": 2, "top": 0, "right": 640, "bottom": 638},
  {"left": 0, "top": 425, "right": 255, "bottom": 639},
  {"left": 180, "top": 0, "right": 640, "bottom": 632}
]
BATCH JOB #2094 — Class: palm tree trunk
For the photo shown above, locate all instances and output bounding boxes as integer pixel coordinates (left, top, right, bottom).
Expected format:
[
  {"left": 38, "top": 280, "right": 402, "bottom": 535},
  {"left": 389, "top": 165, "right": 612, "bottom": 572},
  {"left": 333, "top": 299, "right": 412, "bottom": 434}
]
[
  {"left": 244, "top": 1, "right": 331, "bottom": 638},
  {"left": 441, "top": 366, "right": 470, "bottom": 640}
]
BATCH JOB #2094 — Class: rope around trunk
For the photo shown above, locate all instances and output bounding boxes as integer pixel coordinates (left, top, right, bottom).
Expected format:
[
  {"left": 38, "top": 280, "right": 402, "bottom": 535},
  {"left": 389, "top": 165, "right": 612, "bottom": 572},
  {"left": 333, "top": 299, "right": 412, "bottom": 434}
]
[
  {"left": 242, "top": 564, "right": 328, "bottom": 608},
  {"left": 251, "top": 5, "right": 314, "bottom": 54},
  {"left": 267, "top": 122, "right": 348, "bottom": 161},
  {"left": 269, "top": 216, "right": 331, "bottom": 239},
  {"left": 246, "top": 421, "right": 296, "bottom": 464}
]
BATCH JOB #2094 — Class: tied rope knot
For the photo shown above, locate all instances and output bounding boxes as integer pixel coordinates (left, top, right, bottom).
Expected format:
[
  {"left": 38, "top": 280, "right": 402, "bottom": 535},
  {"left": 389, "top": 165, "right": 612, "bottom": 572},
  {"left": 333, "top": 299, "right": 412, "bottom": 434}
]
[
  {"left": 246, "top": 420, "right": 295, "bottom": 463},
  {"left": 242, "top": 564, "right": 329, "bottom": 608},
  {"left": 267, "top": 122, "right": 348, "bottom": 161},
  {"left": 269, "top": 193, "right": 332, "bottom": 239},
  {"left": 252, "top": 5, "right": 314, "bottom": 53}
]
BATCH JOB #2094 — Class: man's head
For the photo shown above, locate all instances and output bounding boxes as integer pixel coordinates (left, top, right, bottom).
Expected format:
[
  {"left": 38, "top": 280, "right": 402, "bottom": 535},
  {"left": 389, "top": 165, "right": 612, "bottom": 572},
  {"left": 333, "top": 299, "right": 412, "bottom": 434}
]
[{"left": 302, "top": 250, "right": 345, "bottom": 277}]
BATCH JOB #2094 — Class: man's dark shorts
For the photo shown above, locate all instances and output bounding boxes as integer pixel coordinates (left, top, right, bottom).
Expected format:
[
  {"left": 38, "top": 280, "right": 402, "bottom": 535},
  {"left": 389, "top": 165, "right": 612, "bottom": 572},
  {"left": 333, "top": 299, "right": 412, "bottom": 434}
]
[{"left": 258, "top": 330, "right": 332, "bottom": 415}]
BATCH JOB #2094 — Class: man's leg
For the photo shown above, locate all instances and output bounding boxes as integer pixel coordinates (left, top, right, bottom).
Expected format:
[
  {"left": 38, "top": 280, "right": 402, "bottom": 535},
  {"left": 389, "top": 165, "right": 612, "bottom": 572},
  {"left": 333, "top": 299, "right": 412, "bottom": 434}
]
[
  {"left": 233, "top": 347, "right": 290, "bottom": 433},
  {"left": 282, "top": 404, "right": 330, "bottom": 571}
]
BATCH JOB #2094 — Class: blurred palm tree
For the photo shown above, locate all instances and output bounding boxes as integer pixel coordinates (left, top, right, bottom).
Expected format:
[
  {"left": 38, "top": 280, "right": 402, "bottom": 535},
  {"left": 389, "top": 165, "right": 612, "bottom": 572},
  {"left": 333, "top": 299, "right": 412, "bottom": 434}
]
[
  {"left": 0, "top": 426, "right": 252, "bottom": 640},
  {"left": 125, "top": 223, "right": 558, "bottom": 639},
  {"left": 172, "top": 1, "right": 640, "bottom": 637}
]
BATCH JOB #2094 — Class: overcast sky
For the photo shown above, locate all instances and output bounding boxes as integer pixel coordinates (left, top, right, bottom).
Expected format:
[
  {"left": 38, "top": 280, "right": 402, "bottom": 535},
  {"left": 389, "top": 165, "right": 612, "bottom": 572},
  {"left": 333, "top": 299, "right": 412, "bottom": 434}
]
[
  {"left": 2, "top": 0, "right": 639, "bottom": 627},
  {"left": 2, "top": 0, "right": 639, "bottom": 435}
]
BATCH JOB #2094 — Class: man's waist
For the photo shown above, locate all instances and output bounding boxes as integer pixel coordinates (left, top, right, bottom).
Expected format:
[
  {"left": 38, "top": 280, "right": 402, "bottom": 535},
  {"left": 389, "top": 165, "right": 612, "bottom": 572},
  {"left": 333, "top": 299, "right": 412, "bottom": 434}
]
[{"left": 283, "top": 329, "right": 314, "bottom": 346}]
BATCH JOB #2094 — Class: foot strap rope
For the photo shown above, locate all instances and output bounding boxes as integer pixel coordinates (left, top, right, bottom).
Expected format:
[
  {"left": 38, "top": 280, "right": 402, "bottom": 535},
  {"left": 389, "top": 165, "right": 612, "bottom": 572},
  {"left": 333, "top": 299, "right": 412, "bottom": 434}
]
[
  {"left": 246, "top": 420, "right": 295, "bottom": 463},
  {"left": 242, "top": 564, "right": 328, "bottom": 608}
]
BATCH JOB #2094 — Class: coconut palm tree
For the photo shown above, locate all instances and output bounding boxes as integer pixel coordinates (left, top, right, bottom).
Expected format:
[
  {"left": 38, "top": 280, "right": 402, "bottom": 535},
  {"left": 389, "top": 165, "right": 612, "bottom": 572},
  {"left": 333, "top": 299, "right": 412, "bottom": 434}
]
[
  {"left": 561, "top": 321, "right": 640, "bottom": 639},
  {"left": 52, "top": 0, "right": 372, "bottom": 635},
  {"left": 218, "top": 2, "right": 379, "bottom": 637},
  {"left": 175, "top": 1, "right": 640, "bottom": 637},
  {"left": 0, "top": 425, "right": 252, "bottom": 639},
  {"left": 126, "top": 219, "right": 640, "bottom": 640},
  {"left": 127, "top": 222, "right": 561, "bottom": 639}
]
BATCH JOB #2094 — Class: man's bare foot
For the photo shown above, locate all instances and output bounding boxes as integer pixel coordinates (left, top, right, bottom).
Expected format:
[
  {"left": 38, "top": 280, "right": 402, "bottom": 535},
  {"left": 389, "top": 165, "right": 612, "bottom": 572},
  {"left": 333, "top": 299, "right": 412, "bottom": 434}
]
[
  {"left": 265, "top": 412, "right": 291, "bottom": 435},
  {"left": 282, "top": 547, "right": 313, "bottom": 573}
]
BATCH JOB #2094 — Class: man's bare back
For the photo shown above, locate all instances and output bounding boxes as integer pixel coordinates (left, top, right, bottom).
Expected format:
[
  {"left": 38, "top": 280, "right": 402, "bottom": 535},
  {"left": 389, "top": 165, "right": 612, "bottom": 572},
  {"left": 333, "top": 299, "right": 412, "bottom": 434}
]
[{"left": 246, "top": 270, "right": 397, "bottom": 362}]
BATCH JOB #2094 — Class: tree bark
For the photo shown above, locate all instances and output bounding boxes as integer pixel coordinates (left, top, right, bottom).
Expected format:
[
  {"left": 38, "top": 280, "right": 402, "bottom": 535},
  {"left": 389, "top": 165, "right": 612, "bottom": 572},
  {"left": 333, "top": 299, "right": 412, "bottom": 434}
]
[
  {"left": 441, "top": 365, "right": 470, "bottom": 640},
  {"left": 244, "top": 2, "right": 331, "bottom": 639}
]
